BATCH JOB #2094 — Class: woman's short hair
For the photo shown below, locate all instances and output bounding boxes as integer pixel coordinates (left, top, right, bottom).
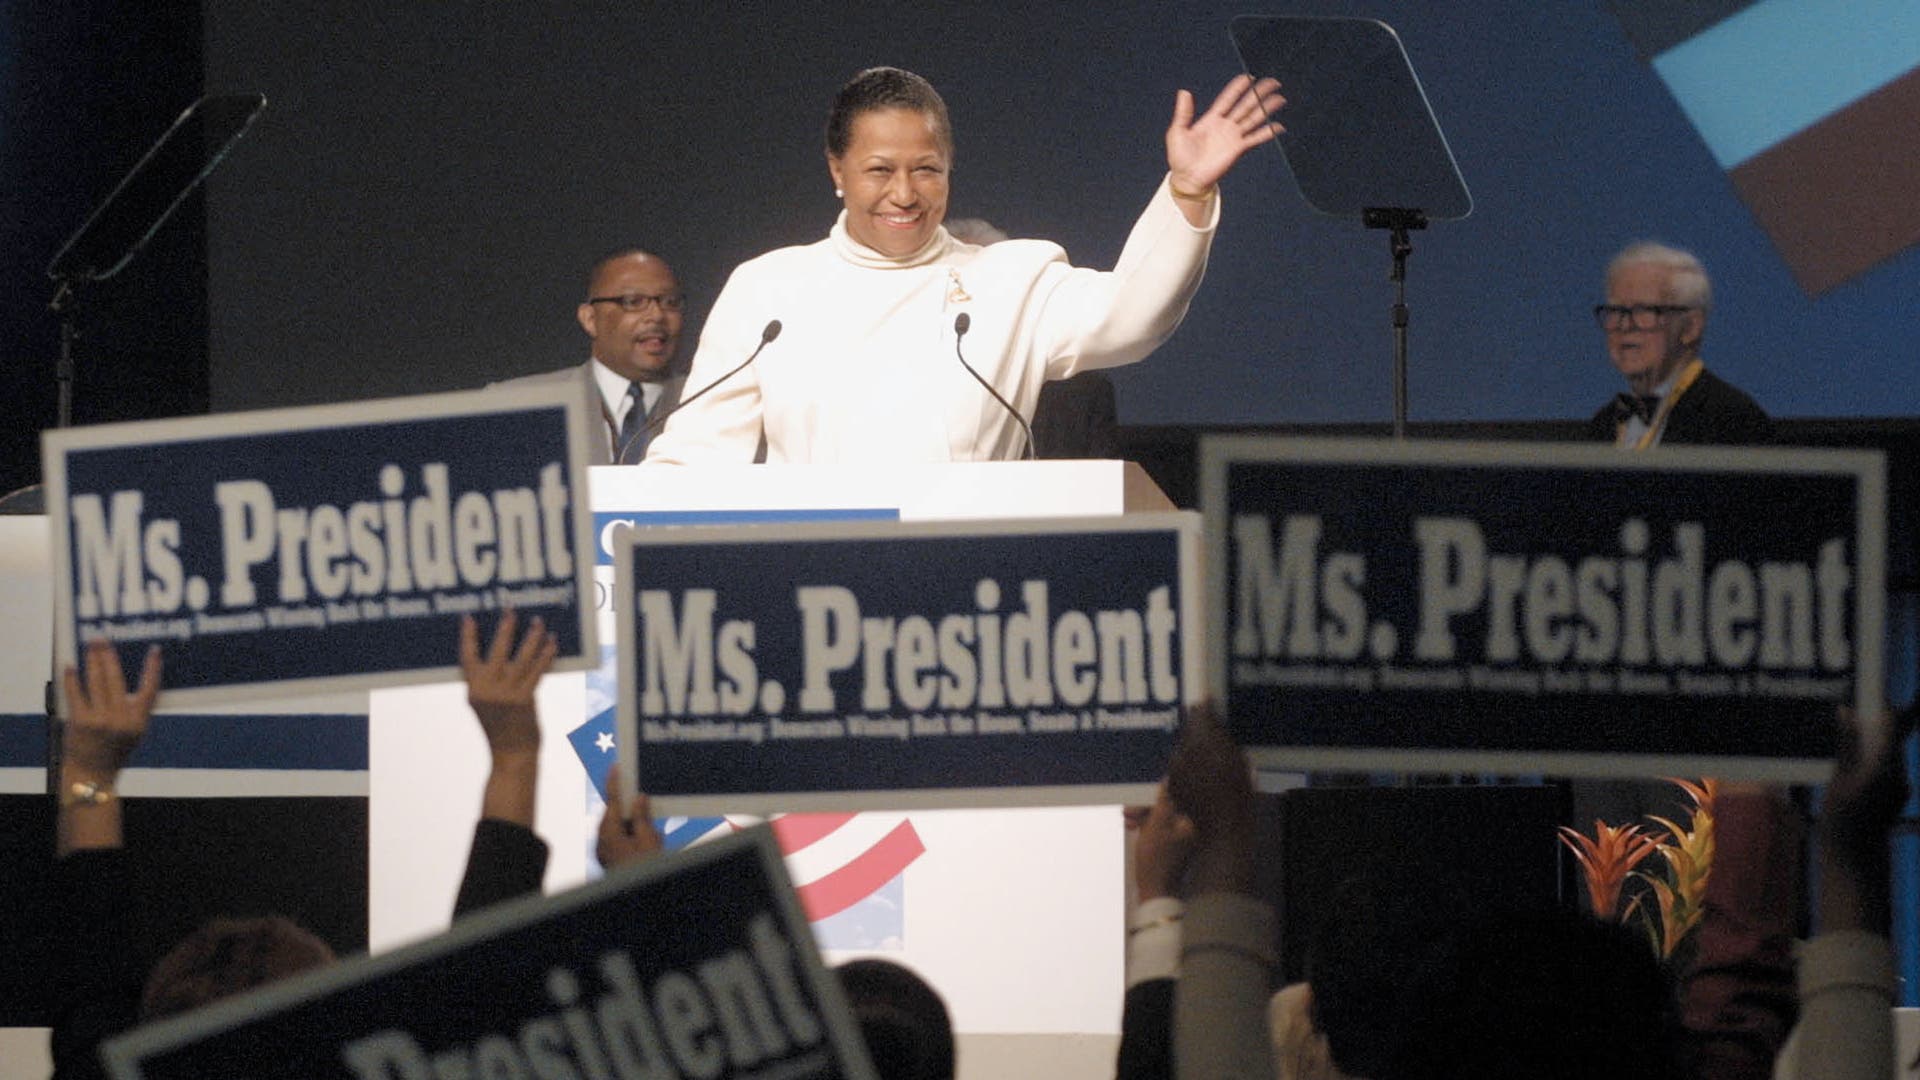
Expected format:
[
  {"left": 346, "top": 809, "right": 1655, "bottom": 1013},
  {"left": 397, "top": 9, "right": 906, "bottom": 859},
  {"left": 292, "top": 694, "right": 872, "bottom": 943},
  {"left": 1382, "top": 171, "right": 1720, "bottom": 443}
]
[
  {"left": 140, "top": 915, "right": 336, "bottom": 1021},
  {"left": 825, "top": 67, "right": 952, "bottom": 159}
]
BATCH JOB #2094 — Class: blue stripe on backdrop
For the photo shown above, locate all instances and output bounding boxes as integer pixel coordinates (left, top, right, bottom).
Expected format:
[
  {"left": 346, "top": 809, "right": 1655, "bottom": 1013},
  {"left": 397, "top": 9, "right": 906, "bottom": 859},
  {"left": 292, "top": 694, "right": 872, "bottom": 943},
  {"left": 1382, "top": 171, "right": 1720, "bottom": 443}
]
[
  {"left": 593, "top": 508, "right": 897, "bottom": 564},
  {"left": 618, "top": 508, "right": 898, "bottom": 526},
  {"left": 5, "top": 713, "right": 368, "bottom": 770},
  {"left": 1651, "top": 0, "right": 1920, "bottom": 168},
  {"left": 132, "top": 714, "right": 368, "bottom": 771},
  {"left": 0, "top": 714, "right": 45, "bottom": 767}
]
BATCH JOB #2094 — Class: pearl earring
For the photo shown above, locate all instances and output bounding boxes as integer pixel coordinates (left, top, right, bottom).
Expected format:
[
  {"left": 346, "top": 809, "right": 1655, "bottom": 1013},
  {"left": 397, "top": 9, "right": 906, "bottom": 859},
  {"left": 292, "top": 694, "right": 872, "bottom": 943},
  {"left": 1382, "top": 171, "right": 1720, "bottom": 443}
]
[{"left": 834, "top": 188, "right": 844, "bottom": 198}]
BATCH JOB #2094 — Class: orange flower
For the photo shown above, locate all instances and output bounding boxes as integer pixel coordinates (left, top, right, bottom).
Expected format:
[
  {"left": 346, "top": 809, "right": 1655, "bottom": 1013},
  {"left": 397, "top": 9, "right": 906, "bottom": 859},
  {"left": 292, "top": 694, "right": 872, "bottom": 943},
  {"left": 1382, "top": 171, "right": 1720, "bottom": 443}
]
[
  {"left": 1664, "top": 776, "right": 1719, "bottom": 816},
  {"left": 1558, "top": 819, "right": 1662, "bottom": 920},
  {"left": 1563, "top": 778, "right": 1719, "bottom": 956}
]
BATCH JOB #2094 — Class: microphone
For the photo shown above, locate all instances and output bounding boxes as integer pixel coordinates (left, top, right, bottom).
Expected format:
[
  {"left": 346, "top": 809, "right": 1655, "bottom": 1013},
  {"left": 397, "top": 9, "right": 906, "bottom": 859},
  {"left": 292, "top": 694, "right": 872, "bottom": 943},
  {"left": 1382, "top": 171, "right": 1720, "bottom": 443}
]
[
  {"left": 641, "top": 319, "right": 782, "bottom": 439},
  {"left": 952, "top": 312, "right": 1035, "bottom": 460}
]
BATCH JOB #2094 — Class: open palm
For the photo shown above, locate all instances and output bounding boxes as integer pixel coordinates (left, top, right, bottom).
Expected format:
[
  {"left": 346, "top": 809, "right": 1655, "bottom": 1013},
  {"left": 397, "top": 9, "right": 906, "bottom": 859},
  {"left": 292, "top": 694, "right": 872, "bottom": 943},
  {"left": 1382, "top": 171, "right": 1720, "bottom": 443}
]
[{"left": 1165, "top": 74, "right": 1285, "bottom": 193}]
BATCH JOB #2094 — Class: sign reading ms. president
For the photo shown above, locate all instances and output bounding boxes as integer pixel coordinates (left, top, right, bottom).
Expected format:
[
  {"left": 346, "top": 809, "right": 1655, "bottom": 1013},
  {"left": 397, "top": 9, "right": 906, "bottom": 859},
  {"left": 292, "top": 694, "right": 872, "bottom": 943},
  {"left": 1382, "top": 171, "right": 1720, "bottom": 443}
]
[
  {"left": 102, "top": 827, "right": 877, "bottom": 1080},
  {"left": 615, "top": 514, "right": 1201, "bottom": 814},
  {"left": 44, "top": 384, "right": 598, "bottom": 705},
  {"left": 1201, "top": 437, "right": 1886, "bottom": 782}
]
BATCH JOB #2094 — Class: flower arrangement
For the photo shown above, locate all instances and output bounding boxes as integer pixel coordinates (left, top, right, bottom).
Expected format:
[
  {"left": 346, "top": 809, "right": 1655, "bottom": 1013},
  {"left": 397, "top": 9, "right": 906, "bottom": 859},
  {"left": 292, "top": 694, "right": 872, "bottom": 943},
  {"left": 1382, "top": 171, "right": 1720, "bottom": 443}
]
[{"left": 1557, "top": 778, "right": 1717, "bottom": 958}]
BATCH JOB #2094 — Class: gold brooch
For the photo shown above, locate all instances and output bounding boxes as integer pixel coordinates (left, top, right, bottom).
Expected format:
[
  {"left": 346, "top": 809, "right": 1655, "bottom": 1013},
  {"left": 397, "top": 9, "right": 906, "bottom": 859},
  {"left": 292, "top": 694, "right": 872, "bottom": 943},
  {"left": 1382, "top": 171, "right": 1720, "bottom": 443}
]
[{"left": 947, "top": 268, "right": 971, "bottom": 304}]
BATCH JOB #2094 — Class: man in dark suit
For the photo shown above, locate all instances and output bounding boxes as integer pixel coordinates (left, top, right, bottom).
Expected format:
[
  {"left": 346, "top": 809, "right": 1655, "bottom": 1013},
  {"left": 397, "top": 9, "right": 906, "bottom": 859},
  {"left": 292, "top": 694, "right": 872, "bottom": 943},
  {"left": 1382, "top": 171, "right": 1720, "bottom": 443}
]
[
  {"left": 495, "top": 248, "right": 687, "bottom": 464},
  {"left": 1576, "top": 244, "right": 1778, "bottom": 870},
  {"left": 1586, "top": 242, "right": 1772, "bottom": 448},
  {"left": 1031, "top": 370, "right": 1119, "bottom": 459}
]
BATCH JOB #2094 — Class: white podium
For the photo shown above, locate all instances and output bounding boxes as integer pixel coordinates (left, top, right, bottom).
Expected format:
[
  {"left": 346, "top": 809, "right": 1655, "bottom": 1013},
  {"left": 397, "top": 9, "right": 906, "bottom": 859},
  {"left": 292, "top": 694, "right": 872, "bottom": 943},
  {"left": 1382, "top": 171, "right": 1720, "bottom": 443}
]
[{"left": 370, "top": 461, "right": 1176, "bottom": 1079}]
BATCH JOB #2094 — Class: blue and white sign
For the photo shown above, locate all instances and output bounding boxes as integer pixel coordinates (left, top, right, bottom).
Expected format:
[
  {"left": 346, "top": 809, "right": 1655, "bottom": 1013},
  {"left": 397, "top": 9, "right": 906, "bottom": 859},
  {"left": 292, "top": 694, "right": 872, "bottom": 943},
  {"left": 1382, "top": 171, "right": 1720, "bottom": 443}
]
[
  {"left": 44, "top": 384, "right": 599, "bottom": 705},
  {"left": 102, "top": 827, "right": 878, "bottom": 1080},
  {"left": 1202, "top": 436, "right": 1886, "bottom": 781},
  {"left": 614, "top": 514, "right": 1202, "bottom": 814}
]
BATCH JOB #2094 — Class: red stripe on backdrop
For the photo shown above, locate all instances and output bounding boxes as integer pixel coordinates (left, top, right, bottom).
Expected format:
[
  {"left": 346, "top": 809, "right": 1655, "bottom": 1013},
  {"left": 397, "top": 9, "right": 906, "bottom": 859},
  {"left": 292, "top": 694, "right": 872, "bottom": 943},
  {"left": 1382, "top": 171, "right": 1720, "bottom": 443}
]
[
  {"left": 770, "top": 811, "right": 858, "bottom": 852},
  {"left": 794, "top": 819, "right": 927, "bottom": 922},
  {"left": 1728, "top": 64, "right": 1920, "bottom": 295}
]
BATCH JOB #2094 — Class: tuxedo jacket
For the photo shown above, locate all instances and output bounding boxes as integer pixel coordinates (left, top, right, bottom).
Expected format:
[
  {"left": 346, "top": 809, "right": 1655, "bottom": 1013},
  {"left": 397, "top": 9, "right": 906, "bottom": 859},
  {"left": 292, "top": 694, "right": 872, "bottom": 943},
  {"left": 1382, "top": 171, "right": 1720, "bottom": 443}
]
[
  {"left": 1585, "top": 367, "right": 1774, "bottom": 447},
  {"left": 1031, "top": 369, "right": 1120, "bottom": 459},
  {"left": 491, "top": 360, "right": 686, "bottom": 465}
]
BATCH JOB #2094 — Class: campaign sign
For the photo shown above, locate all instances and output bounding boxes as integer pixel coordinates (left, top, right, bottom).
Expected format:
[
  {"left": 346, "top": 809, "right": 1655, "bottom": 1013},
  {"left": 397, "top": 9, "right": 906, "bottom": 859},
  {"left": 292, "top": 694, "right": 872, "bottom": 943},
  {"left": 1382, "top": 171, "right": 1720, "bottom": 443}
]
[
  {"left": 1201, "top": 437, "right": 1886, "bottom": 781},
  {"left": 101, "top": 826, "right": 878, "bottom": 1080},
  {"left": 615, "top": 514, "right": 1201, "bottom": 814},
  {"left": 44, "top": 384, "right": 598, "bottom": 705}
]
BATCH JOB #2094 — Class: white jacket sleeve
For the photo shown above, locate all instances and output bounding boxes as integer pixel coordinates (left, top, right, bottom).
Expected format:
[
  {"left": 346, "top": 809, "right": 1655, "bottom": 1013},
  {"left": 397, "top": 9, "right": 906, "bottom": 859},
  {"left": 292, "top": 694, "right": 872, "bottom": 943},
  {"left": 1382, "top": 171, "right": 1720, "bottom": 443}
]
[{"left": 1033, "top": 175, "right": 1219, "bottom": 380}]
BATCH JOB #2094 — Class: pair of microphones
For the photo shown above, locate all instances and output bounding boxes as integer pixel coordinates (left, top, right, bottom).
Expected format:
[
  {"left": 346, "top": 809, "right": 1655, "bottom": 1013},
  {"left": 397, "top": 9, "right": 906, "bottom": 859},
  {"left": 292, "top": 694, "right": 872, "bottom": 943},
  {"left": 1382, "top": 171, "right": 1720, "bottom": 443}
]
[{"left": 644, "top": 314, "right": 1036, "bottom": 460}]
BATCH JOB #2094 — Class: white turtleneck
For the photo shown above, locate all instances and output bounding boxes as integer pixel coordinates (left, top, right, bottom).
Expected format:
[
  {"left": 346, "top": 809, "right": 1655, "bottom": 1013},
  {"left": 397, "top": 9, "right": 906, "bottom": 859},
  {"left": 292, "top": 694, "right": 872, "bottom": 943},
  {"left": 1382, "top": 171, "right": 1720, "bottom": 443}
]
[{"left": 645, "top": 175, "right": 1218, "bottom": 465}]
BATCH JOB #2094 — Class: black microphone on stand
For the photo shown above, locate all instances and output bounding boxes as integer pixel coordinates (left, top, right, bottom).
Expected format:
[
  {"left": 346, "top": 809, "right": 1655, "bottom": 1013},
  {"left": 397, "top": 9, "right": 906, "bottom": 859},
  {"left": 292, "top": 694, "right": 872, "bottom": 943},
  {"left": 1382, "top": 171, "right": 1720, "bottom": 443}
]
[
  {"left": 952, "top": 312, "right": 1034, "bottom": 460},
  {"left": 642, "top": 319, "right": 782, "bottom": 439}
]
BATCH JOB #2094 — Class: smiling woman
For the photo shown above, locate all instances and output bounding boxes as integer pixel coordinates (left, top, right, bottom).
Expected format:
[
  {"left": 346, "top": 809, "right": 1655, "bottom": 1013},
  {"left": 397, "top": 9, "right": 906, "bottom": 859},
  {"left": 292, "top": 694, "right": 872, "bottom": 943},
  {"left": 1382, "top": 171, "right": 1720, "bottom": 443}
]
[
  {"left": 642, "top": 66, "right": 1285, "bottom": 466},
  {"left": 825, "top": 69, "right": 953, "bottom": 260}
]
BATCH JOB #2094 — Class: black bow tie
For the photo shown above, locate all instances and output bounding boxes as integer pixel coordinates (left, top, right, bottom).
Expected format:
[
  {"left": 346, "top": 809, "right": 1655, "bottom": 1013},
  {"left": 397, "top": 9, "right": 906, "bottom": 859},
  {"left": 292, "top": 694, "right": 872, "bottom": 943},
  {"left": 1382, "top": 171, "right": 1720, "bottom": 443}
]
[{"left": 1614, "top": 393, "right": 1662, "bottom": 424}]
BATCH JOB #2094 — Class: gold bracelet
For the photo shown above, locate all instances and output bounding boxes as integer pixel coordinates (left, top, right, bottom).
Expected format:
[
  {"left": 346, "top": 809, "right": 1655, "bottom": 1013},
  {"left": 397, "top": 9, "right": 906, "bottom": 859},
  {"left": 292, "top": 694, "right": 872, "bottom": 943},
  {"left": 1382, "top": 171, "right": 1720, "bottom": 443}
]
[
  {"left": 1169, "top": 180, "right": 1217, "bottom": 202},
  {"left": 62, "top": 780, "right": 116, "bottom": 808}
]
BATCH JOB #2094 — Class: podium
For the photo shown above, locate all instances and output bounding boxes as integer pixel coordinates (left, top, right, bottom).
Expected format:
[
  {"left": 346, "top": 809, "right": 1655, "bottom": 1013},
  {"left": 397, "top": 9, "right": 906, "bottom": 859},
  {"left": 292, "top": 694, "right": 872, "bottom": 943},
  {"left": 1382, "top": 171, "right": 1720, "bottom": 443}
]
[{"left": 369, "top": 460, "right": 1178, "bottom": 1077}]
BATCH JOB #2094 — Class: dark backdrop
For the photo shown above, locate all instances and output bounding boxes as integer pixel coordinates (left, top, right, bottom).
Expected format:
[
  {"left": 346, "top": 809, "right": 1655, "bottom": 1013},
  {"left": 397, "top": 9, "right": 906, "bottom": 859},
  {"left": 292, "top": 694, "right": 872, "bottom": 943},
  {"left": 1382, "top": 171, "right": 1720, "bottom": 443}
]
[
  {"left": 7, "top": 3, "right": 1920, "bottom": 484},
  {"left": 1, "top": 0, "right": 206, "bottom": 499},
  {"left": 195, "top": 2, "right": 1919, "bottom": 429}
]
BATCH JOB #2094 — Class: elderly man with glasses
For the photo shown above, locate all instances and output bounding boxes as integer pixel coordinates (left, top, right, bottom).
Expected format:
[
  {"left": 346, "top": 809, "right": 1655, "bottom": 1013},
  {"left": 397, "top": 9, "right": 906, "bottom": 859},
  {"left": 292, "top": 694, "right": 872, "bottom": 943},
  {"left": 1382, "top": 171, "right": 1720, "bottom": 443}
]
[
  {"left": 493, "top": 248, "right": 689, "bottom": 464},
  {"left": 1584, "top": 241, "right": 1773, "bottom": 449}
]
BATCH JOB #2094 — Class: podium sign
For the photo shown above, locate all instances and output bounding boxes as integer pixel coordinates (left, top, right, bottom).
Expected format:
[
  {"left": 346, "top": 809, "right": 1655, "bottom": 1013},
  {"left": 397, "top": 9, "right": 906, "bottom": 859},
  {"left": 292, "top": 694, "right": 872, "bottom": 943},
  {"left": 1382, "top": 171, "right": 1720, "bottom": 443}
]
[
  {"left": 103, "top": 827, "right": 877, "bottom": 1080},
  {"left": 614, "top": 513, "right": 1200, "bottom": 814},
  {"left": 43, "top": 385, "right": 599, "bottom": 706},
  {"left": 1202, "top": 436, "right": 1885, "bottom": 781}
]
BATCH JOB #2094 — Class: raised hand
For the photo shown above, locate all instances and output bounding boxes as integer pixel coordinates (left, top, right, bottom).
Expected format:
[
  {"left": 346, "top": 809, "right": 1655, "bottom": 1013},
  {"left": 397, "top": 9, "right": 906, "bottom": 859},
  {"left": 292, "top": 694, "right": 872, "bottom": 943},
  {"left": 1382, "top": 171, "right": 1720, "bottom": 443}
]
[
  {"left": 1817, "top": 704, "right": 1917, "bottom": 932},
  {"left": 461, "top": 611, "right": 558, "bottom": 828},
  {"left": 63, "top": 640, "right": 161, "bottom": 782},
  {"left": 58, "top": 640, "right": 161, "bottom": 854},
  {"left": 1165, "top": 700, "right": 1257, "bottom": 896},
  {"left": 1126, "top": 781, "right": 1197, "bottom": 902},
  {"left": 459, "top": 610, "right": 557, "bottom": 757},
  {"left": 596, "top": 761, "right": 665, "bottom": 871},
  {"left": 1165, "top": 74, "right": 1286, "bottom": 198}
]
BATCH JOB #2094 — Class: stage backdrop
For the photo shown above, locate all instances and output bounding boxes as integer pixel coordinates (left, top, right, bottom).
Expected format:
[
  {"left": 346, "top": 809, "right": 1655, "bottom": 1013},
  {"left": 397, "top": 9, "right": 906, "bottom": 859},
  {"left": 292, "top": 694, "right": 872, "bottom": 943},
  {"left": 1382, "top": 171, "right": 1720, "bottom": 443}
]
[{"left": 198, "top": 2, "right": 1920, "bottom": 431}]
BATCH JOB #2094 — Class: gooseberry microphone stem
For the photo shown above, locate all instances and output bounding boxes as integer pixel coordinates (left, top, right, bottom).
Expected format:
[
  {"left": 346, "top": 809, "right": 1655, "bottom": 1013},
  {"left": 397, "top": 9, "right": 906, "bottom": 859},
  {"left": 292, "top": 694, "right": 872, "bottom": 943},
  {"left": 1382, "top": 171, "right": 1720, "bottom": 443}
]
[{"left": 952, "top": 312, "right": 1035, "bottom": 461}]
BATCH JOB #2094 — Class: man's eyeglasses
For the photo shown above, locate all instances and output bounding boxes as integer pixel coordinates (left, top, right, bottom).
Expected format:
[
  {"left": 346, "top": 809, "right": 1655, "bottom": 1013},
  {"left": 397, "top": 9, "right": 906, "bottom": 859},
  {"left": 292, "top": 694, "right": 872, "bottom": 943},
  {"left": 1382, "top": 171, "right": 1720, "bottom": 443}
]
[
  {"left": 588, "top": 292, "right": 685, "bottom": 314},
  {"left": 1593, "top": 304, "right": 1692, "bottom": 331}
]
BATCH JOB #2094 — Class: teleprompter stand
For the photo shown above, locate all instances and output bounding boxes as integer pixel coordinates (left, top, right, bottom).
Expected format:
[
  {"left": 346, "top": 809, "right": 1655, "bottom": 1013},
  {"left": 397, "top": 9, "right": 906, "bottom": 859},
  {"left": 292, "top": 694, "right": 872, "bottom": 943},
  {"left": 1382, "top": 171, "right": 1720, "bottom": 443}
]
[
  {"left": 38, "top": 93, "right": 266, "bottom": 790},
  {"left": 45, "top": 92, "right": 267, "bottom": 429},
  {"left": 1230, "top": 16, "right": 1471, "bottom": 439}
]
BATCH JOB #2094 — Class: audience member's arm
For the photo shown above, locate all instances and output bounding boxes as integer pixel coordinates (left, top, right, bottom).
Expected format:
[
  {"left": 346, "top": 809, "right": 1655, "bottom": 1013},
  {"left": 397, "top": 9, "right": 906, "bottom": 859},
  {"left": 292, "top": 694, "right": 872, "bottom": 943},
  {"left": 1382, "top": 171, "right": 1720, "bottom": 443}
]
[
  {"left": 1790, "top": 706, "right": 1913, "bottom": 1080},
  {"left": 595, "top": 761, "right": 665, "bottom": 871},
  {"left": 1127, "top": 782, "right": 1196, "bottom": 985},
  {"left": 57, "top": 642, "right": 160, "bottom": 856},
  {"left": 51, "top": 642, "right": 160, "bottom": 1080},
  {"left": 1116, "top": 783, "right": 1197, "bottom": 1080},
  {"left": 453, "top": 612, "right": 557, "bottom": 917},
  {"left": 1168, "top": 701, "right": 1275, "bottom": 1080},
  {"left": 1674, "top": 783, "right": 1800, "bottom": 1080},
  {"left": 462, "top": 611, "right": 556, "bottom": 827}
]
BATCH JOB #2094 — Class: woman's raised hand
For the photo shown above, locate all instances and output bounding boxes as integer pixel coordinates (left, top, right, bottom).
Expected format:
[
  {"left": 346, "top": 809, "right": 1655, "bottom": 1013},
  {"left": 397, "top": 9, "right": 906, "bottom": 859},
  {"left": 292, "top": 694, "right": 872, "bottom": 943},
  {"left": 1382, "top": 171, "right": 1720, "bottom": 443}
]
[{"left": 1165, "top": 74, "right": 1286, "bottom": 198}]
